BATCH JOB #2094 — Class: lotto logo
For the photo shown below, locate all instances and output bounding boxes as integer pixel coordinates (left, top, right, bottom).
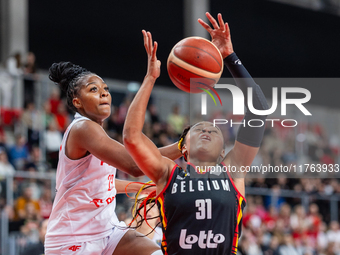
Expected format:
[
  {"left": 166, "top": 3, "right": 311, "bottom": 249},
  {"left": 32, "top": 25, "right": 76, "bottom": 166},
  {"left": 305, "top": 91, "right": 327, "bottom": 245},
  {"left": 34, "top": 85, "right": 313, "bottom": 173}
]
[
  {"left": 179, "top": 229, "right": 225, "bottom": 249},
  {"left": 68, "top": 245, "right": 81, "bottom": 251}
]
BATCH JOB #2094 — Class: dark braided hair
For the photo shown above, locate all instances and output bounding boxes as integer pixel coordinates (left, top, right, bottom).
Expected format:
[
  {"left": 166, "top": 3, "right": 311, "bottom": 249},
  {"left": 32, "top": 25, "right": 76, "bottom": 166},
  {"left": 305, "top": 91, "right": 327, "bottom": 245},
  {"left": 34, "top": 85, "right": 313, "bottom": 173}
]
[
  {"left": 48, "top": 62, "right": 92, "bottom": 112},
  {"left": 178, "top": 125, "right": 191, "bottom": 161},
  {"left": 129, "top": 184, "right": 161, "bottom": 236}
]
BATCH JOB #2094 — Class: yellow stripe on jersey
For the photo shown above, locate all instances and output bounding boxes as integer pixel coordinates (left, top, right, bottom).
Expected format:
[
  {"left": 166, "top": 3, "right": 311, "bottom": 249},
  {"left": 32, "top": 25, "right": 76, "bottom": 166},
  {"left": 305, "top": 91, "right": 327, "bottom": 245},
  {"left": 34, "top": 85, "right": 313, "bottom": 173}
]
[
  {"left": 233, "top": 196, "right": 244, "bottom": 253},
  {"left": 157, "top": 196, "right": 167, "bottom": 230}
]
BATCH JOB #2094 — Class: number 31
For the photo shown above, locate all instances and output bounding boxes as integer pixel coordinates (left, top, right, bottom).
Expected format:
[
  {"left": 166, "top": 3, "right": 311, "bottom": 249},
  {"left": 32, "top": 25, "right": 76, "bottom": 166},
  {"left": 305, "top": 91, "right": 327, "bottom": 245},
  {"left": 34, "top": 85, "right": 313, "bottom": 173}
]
[{"left": 195, "top": 199, "right": 212, "bottom": 220}]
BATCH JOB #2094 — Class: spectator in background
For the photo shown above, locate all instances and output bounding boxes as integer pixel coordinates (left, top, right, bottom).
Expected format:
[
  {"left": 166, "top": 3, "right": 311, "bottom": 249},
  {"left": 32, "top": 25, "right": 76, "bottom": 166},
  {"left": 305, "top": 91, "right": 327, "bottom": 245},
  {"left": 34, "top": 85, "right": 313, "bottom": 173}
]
[
  {"left": 324, "top": 242, "right": 337, "bottom": 255},
  {"left": 317, "top": 221, "right": 328, "bottom": 252},
  {"left": 21, "top": 101, "right": 42, "bottom": 148},
  {"left": 278, "top": 203, "right": 291, "bottom": 232},
  {"left": 327, "top": 221, "right": 340, "bottom": 245},
  {"left": 6, "top": 52, "right": 22, "bottom": 76},
  {"left": 0, "top": 118, "right": 6, "bottom": 151},
  {"left": 47, "top": 87, "right": 62, "bottom": 115},
  {"left": 21, "top": 219, "right": 48, "bottom": 255},
  {"left": 5, "top": 204, "right": 25, "bottom": 233},
  {"left": 21, "top": 168, "right": 42, "bottom": 200},
  {"left": 0, "top": 147, "right": 15, "bottom": 179},
  {"left": 15, "top": 186, "right": 40, "bottom": 221},
  {"left": 54, "top": 100, "right": 70, "bottom": 132},
  {"left": 290, "top": 205, "right": 307, "bottom": 232},
  {"left": 148, "top": 104, "right": 160, "bottom": 124},
  {"left": 19, "top": 202, "right": 41, "bottom": 245},
  {"left": 45, "top": 119, "right": 62, "bottom": 169},
  {"left": 279, "top": 233, "right": 300, "bottom": 255},
  {"left": 263, "top": 206, "right": 279, "bottom": 232},
  {"left": 0, "top": 68, "right": 14, "bottom": 108},
  {"left": 43, "top": 101, "right": 55, "bottom": 129},
  {"left": 262, "top": 235, "right": 280, "bottom": 255},
  {"left": 167, "top": 104, "right": 186, "bottom": 135},
  {"left": 243, "top": 202, "right": 262, "bottom": 234},
  {"left": 8, "top": 134, "right": 29, "bottom": 170},
  {"left": 117, "top": 96, "right": 132, "bottom": 126},
  {"left": 106, "top": 105, "right": 122, "bottom": 139},
  {"left": 0, "top": 147, "right": 15, "bottom": 208},
  {"left": 23, "top": 52, "right": 37, "bottom": 75},
  {"left": 25, "top": 145, "right": 50, "bottom": 173},
  {"left": 264, "top": 185, "right": 286, "bottom": 210},
  {"left": 307, "top": 203, "right": 321, "bottom": 240},
  {"left": 23, "top": 52, "right": 38, "bottom": 104}
]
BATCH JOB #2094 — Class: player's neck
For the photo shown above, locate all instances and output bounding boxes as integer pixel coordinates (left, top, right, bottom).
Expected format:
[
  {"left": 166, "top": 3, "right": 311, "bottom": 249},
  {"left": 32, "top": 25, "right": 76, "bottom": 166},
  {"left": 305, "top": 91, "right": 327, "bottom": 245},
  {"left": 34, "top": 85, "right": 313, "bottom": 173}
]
[
  {"left": 188, "top": 159, "right": 217, "bottom": 169},
  {"left": 76, "top": 110, "right": 104, "bottom": 126}
]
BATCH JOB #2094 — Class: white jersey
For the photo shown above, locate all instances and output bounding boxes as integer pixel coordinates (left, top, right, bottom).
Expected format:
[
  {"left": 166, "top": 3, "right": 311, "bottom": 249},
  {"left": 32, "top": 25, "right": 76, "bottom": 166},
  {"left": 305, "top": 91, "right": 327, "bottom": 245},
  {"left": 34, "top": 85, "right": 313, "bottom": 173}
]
[{"left": 45, "top": 113, "right": 119, "bottom": 247}]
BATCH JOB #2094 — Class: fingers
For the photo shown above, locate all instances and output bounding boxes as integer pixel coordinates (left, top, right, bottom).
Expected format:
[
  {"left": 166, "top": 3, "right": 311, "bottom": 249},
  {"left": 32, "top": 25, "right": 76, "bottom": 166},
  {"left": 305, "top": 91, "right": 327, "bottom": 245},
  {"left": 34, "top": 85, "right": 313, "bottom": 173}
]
[
  {"left": 152, "top": 41, "right": 158, "bottom": 59},
  {"left": 142, "top": 30, "right": 157, "bottom": 56},
  {"left": 200, "top": 12, "right": 228, "bottom": 33},
  {"left": 205, "top": 12, "right": 219, "bottom": 30},
  {"left": 147, "top": 31, "right": 153, "bottom": 54},
  {"left": 198, "top": 18, "right": 213, "bottom": 33},
  {"left": 142, "top": 30, "right": 149, "bottom": 54},
  {"left": 217, "top": 13, "right": 225, "bottom": 31},
  {"left": 225, "top": 23, "right": 230, "bottom": 35}
]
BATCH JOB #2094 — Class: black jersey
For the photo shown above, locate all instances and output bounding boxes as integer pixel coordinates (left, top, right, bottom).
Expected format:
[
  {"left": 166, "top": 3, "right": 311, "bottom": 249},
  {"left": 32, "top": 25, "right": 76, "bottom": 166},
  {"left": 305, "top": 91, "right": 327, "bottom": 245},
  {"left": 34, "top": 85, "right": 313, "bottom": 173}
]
[{"left": 156, "top": 163, "right": 246, "bottom": 255}]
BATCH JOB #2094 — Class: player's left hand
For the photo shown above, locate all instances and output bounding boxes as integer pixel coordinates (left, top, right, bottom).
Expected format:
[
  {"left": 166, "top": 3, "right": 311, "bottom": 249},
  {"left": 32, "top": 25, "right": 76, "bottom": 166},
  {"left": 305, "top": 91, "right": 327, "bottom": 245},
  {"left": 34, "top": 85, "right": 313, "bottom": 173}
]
[
  {"left": 142, "top": 30, "right": 161, "bottom": 80},
  {"left": 198, "top": 12, "right": 234, "bottom": 59}
]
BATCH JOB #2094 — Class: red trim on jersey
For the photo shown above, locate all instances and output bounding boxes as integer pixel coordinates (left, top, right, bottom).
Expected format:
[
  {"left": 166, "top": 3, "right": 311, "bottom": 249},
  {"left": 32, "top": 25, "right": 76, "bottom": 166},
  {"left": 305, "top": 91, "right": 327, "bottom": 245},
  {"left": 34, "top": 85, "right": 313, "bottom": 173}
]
[
  {"left": 222, "top": 162, "right": 247, "bottom": 203},
  {"left": 231, "top": 195, "right": 244, "bottom": 254},
  {"left": 156, "top": 164, "right": 178, "bottom": 200},
  {"left": 161, "top": 234, "right": 168, "bottom": 255},
  {"left": 157, "top": 194, "right": 168, "bottom": 227},
  {"left": 187, "top": 162, "right": 196, "bottom": 168},
  {"left": 157, "top": 193, "right": 168, "bottom": 255}
]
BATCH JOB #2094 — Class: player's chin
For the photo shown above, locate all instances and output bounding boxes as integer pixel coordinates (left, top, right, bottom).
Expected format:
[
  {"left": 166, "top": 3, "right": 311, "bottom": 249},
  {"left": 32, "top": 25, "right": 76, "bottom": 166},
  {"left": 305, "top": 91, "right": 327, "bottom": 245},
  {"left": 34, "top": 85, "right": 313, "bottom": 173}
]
[{"left": 99, "top": 109, "right": 111, "bottom": 119}]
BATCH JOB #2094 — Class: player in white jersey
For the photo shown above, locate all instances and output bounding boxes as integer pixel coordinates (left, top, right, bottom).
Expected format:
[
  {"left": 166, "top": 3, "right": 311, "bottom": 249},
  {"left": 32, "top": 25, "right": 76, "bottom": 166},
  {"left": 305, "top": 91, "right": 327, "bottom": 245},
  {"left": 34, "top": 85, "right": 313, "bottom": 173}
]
[{"left": 45, "top": 53, "right": 180, "bottom": 254}]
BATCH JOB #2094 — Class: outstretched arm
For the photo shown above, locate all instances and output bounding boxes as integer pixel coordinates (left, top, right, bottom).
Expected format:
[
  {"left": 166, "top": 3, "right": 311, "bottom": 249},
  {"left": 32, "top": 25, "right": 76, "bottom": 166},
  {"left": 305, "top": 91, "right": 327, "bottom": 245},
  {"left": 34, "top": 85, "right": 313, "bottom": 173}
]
[
  {"left": 115, "top": 179, "right": 156, "bottom": 195},
  {"left": 199, "top": 13, "right": 269, "bottom": 195},
  {"left": 123, "top": 31, "right": 175, "bottom": 192},
  {"left": 68, "top": 118, "right": 180, "bottom": 178},
  {"left": 159, "top": 142, "right": 182, "bottom": 161}
]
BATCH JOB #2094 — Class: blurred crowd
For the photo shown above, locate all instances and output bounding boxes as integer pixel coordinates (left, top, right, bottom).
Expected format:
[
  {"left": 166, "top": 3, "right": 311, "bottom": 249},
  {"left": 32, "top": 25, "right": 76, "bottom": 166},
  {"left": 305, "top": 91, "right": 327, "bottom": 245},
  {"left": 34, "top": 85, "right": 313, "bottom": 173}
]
[{"left": 0, "top": 57, "right": 339, "bottom": 254}]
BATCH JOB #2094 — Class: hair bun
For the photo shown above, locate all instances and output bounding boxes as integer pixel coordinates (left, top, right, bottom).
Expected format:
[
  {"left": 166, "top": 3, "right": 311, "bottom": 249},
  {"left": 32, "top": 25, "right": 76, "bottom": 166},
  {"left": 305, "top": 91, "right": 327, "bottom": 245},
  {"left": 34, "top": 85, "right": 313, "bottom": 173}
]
[{"left": 48, "top": 62, "right": 88, "bottom": 92}]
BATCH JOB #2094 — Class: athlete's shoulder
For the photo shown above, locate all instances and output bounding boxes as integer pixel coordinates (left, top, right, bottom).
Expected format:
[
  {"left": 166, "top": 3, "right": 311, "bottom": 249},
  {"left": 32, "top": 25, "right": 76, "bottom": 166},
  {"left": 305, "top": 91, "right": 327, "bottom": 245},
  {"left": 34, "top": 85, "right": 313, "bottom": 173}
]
[
  {"left": 66, "top": 118, "right": 106, "bottom": 155},
  {"left": 71, "top": 119, "right": 103, "bottom": 136}
]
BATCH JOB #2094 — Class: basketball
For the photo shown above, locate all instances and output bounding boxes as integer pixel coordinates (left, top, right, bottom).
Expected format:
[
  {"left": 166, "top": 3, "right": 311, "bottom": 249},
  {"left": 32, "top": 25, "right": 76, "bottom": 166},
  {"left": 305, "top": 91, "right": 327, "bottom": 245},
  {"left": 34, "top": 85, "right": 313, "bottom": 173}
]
[{"left": 167, "top": 36, "right": 223, "bottom": 93}]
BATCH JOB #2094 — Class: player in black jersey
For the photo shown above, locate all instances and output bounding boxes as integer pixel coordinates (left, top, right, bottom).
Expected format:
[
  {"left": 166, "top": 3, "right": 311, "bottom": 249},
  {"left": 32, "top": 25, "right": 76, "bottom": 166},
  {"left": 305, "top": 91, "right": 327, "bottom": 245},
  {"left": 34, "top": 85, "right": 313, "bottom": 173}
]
[{"left": 123, "top": 12, "right": 269, "bottom": 255}]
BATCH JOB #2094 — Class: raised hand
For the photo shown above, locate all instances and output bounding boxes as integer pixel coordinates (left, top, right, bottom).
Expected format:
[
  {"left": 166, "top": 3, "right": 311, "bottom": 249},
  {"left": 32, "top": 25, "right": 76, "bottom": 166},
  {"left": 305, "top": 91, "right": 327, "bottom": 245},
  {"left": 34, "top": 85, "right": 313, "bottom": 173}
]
[
  {"left": 142, "top": 30, "right": 161, "bottom": 80},
  {"left": 198, "top": 12, "right": 234, "bottom": 59}
]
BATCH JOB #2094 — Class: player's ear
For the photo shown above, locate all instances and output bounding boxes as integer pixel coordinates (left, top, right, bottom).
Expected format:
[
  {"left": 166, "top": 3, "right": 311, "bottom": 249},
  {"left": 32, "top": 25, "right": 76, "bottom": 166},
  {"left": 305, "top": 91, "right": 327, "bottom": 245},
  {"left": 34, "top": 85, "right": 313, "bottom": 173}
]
[
  {"left": 219, "top": 148, "right": 226, "bottom": 163},
  {"left": 182, "top": 143, "right": 187, "bottom": 156},
  {"left": 73, "top": 98, "right": 82, "bottom": 109},
  {"left": 181, "top": 143, "right": 188, "bottom": 161},
  {"left": 220, "top": 148, "right": 225, "bottom": 159}
]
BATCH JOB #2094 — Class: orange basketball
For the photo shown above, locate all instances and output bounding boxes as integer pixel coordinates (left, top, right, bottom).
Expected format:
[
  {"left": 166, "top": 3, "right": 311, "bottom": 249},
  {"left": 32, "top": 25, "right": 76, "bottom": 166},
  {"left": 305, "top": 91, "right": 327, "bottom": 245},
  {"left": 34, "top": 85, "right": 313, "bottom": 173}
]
[{"left": 167, "top": 37, "right": 223, "bottom": 93}]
